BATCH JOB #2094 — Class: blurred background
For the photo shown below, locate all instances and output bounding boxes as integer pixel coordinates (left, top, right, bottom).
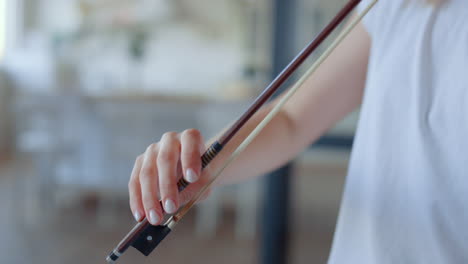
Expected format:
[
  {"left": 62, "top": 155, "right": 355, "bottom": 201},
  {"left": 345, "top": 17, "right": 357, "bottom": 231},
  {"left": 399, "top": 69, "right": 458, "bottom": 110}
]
[{"left": 0, "top": 0, "right": 359, "bottom": 263}]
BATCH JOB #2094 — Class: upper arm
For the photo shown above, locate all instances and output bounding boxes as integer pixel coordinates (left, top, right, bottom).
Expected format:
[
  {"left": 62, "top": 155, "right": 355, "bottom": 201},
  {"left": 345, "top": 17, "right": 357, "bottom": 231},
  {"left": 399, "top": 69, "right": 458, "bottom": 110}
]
[{"left": 282, "top": 21, "right": 371, "bottom": 148}]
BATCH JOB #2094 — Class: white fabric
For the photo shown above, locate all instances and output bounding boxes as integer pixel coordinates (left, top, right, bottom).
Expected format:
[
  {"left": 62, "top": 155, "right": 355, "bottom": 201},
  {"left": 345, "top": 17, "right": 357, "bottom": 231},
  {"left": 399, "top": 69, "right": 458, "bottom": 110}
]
[{"left": 329, "top": 0, "right": 468, "bottom": 263}]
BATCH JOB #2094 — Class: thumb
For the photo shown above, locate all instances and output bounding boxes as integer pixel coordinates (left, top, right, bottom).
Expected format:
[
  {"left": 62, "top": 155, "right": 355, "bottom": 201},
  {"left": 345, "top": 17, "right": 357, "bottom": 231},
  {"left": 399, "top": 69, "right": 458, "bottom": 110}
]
[{"left": 179, "top": 168, "right": 213, "bottom": 205}]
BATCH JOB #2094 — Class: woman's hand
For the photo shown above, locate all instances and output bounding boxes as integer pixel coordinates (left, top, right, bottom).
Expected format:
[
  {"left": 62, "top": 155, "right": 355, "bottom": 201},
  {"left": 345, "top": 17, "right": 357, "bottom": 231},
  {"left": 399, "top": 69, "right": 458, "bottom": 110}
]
[{"left": 128, "top": 129, "right": 210, "bottom": 225}]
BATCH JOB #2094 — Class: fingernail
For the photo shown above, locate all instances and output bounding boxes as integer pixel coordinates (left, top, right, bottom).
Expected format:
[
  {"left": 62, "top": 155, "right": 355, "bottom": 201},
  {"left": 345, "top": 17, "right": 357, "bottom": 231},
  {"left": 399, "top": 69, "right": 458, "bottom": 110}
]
[
  {"left": 134, "top": 211, "right": 142, "bottom": 222},
  {"left": 164, "top": 199, "right": 176, "bottom": 214},
  {"left": 149, "top": 210, "right": 159, "bottom": 225},
  {"left": 186, "top": 169, "right": 198, "bottom": 183}
]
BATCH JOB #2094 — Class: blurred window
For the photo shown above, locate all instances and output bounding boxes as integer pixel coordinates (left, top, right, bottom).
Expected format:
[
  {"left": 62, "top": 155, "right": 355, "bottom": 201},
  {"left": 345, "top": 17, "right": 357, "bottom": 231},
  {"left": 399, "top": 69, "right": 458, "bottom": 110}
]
[{"left": 0, "top": 0, "right": 5, "bottom": 61}]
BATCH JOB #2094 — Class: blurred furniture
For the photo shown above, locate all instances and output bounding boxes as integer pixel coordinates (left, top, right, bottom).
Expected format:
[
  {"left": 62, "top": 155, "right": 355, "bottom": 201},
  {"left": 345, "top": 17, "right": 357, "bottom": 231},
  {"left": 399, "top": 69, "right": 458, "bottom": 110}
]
[
  {"left": 13, "top": 92, "right": 265, "bottom": 237},
  {"left": 13, "top": 94, "right": 83, "bottom": 226}
]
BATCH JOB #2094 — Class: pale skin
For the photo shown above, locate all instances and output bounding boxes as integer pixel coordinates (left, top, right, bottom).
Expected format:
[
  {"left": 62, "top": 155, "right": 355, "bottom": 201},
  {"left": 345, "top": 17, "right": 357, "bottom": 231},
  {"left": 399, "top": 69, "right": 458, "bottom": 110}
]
[{"left": 128, "top": 21, "right": 371, "bottom": 225}]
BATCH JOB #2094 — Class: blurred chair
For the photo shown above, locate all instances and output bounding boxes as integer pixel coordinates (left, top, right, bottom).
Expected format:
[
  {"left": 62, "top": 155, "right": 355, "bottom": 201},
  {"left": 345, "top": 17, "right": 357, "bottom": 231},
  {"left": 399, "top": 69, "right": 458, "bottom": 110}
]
[{"left": 13, "top": 94, "right": 81, "bottom": 226}]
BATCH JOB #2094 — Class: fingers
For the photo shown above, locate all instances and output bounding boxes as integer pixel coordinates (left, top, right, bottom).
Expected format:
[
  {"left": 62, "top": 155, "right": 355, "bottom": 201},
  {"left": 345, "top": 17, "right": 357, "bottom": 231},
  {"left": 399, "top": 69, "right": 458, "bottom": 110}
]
[
  {"left": 180, "top": 129, "right": 204, "bottom": 183},
  {"left": 157, "top": 132, "right": 181, "bottom": 215},
  {"left": 129, "top": 129, "right": 207, "bottom": 225},
  {"left": 128, "top": 155, "right": 144, "bottom": 222},
  {"left": 140, "top": 143, "right": 163, "bottom": 225}
]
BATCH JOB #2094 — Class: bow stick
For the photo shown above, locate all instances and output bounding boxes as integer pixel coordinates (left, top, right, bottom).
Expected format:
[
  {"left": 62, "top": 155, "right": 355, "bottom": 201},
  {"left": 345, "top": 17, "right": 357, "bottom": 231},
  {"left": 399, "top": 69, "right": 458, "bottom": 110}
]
[{"left": 106, "top": 0, "right": 377, "bottom": 262}]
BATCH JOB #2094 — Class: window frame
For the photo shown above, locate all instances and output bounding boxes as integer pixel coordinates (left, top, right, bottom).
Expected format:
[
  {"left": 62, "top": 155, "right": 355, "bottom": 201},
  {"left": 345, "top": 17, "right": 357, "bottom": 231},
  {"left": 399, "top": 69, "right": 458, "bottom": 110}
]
[
  {"left": 0, "top": 0, "right": 6, "bottom": 62},
  {"left": 0, "top": 0, "right": 25, "bottom": 64}
]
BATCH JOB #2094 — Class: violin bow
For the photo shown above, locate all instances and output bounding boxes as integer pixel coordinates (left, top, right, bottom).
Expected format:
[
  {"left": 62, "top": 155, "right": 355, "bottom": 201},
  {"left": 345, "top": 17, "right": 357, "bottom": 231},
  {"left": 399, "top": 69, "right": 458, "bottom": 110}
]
[{"left": 106, "top": 0, "right": 377, "bottom": 262}]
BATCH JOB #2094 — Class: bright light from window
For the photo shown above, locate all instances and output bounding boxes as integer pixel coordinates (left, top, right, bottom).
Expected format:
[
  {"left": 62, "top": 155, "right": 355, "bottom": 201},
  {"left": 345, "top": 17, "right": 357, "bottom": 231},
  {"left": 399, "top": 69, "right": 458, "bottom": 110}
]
[{"left": 0, "top": 0, "right": 5, "bottom": 61}]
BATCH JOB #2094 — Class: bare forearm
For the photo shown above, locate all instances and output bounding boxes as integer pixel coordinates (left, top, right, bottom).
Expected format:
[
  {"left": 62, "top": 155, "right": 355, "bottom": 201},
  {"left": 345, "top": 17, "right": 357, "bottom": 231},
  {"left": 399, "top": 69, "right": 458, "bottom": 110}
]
[
  {"left": 210, "top": 85, "right": 362, "bottom": 186},
  {"left": 209, "top": 103, "right": 298, "bottom": 185},
  {"left": 210, "top": 22, "right": 370, "bottom": 185}
]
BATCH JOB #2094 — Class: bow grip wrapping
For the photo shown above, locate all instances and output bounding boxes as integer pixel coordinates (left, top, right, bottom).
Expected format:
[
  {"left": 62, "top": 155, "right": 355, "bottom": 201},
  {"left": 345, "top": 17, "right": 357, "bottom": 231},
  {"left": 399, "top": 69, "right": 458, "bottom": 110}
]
[{"left": 176, "top": 141, "right": 223, "bottom": 191}]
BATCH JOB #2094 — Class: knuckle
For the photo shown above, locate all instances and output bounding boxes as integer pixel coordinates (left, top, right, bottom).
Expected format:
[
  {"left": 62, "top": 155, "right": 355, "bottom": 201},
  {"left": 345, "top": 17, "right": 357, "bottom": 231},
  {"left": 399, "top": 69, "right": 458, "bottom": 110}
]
[
  {"left": 186, "top": 146, "right": 200, "bottom": 156},
  {"left": 160, "top": 183, "right": 175, "bottom": 196},
  {"left": 182, "top": 146, "right": 200, "bottom": 161},
  {"left": 160, "top": 179, "right": 175, "bottom": 188},
  {"left": 162, "top": 131, "right": 178, "bottom": 140},
  {"left": 146, "top": 143, "right": 157, "bottom": 152},
  {"left": 158, "top": 150, "right": 177, "bottom": 164},
  {"left": 183, "top": 128, "right": 201, "bottom": 139},
  {"left": 139, "top": 169, "right": 153, "bottom": 181},
  {"left": 129, "top": 195, "right": 138, "bottom": 206},
  {"left": 182, "top": 153, "right": 200, "bottom": 167},
  {"left": 137, "top": 154, "right": 144, "bottom": 161},
  {"left": 128, "top": 179, "right": 136, "bottom": 189},
  {"left": 142, "top": 196, "right": 155, "bottom": 208}
]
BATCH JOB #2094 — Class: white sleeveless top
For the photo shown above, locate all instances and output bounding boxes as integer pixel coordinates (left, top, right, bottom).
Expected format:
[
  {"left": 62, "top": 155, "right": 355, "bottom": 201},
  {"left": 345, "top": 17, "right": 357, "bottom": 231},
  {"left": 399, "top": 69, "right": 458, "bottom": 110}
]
[{"left": 329, "top": 0, "right": 468, "bottom": 263}]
